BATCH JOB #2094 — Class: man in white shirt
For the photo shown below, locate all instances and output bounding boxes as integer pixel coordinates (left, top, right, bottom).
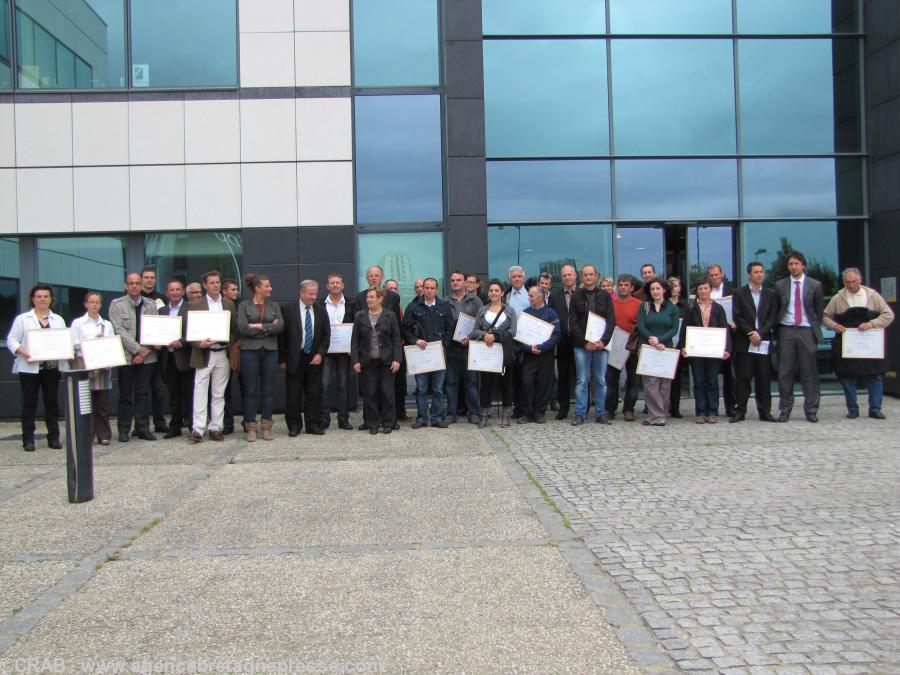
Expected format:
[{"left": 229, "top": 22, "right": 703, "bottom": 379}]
[{"left": 319, "top": 273, "right": 355, "bottom": 430}]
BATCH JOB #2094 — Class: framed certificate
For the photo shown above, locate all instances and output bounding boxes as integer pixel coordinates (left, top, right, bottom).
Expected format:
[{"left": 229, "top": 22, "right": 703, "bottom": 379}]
[
  {"left": 684, "top": 326, "right": 727, "bottom": 359},
  {"left": 514, "top": 312, "right": 553, "bottom": 347},
  {"left": 25, "top": 328, "right": 74, "bottom": 361},
  {"left": 748, "top": 340, "right": 770, "bottom": 356},
  {"left": 186, "top": 310, "right": 231, "bottom": 343},
  {"left": 714, "top": 296, "right": 733, "bottom": 324},
  {"left": 404, "top": 341, "right": 446, "bottom": 375},
  {"left": 467, "top": 340, "right": 504, "bottom": 373},
  {"left": 328, "top": 323, "right": 353, "bottom": 354},
  {"left": 453, "top": 312, "right": 476, "bottom": 343},
  {"left": 585, "top": 312, "right": 607, "bottom": 343},
  {"left": 605, "top": 326, "right": 631, "bottom": 371},
  {"left": 636, "top": 345, "right": 680, "bottom": 379},
  {"left": 139, "top": 314, "right": 182, "bottom": 346},
  {"left": 841, "top": 328, "right": 885, "bottom": 359},
  {"left": 80, "top": 335, "right": 128, "bottom": 370}
]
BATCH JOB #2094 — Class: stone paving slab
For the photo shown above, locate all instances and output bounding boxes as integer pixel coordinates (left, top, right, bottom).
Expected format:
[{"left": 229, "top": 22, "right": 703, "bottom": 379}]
[
  {"left": 0, "top": 467, "right": 56, "bottom": 496},
  {"left": 2, "top": 549, "right": 639, "bottom": 674},
  {"left": 131, "top": 456, "right": 544, "bottom": 552},
  {"left": 0, "top": 562, "right": 76, "bottom": 624}
]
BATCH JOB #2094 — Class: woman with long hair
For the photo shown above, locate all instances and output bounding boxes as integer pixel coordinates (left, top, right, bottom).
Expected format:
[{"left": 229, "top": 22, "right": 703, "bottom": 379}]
[{"left": 469, "top": 280, "right": 518, "bottom": 427}]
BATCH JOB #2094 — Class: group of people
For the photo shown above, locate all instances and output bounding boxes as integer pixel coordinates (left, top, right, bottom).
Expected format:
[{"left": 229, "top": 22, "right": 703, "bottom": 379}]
[{"left": 5, "top": 251, "right": 895, "bottom": 451}]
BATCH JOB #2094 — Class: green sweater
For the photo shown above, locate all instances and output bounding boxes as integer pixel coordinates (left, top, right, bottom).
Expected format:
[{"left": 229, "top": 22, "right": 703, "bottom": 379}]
[{"left": 637, "top": 301, "right": 680, "bottom": 347}]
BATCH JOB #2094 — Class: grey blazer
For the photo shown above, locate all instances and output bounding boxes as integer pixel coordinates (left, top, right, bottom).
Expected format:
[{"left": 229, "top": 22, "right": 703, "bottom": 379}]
[
  {"left": 774, "top": 275, "right": 825, "bottom": 342},
  {"left": 109, "top": 295, "right": 160, "bottom": 363},
  {"left": 469, "top": 305, "right": 518, "bottom": 341},
  {"left": 237, "top": 299, "right": 284, "bottom": 351}
]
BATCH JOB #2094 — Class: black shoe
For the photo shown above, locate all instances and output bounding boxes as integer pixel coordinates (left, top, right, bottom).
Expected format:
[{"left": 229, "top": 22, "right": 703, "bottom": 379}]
[
  {"left": 383, "top": 426, "right": 392, "bottom": 434},
  {"left": 163, "top": 428, "right": 182, "bottom": 439},
  {"left": 155, "top": 423, "right": 171, "bottom": 434},
  {"left": 338, "top": 420, "right": 353, "bottom": 430},
  {"left": 670, "top": 409, "right": 683, "bottom": 419},
  {"left": 511, "top": 410, "right": 523, "bottom": 419},
  {"left": 555, "top": 409, "right": 568, "bottom": 421},
  {"left": 306, "top": 427, "right": 325, "bottom": 435},
  {"left": 392, "top": 422, "right": 400, "bottom": 430},
  {"left": 596, "top": 413, "right": 610, "bottom": 425},
  {"left": 434, "top": 420, "right": 449, "bottom": 428},
  {"left": 571, "top": 415, "right": 585, "bottom": 426},
  {"left": 131, "top": 429, "right": 139, "bottom": 437},
  {"left": 412, "top": 420, "right": 427, "bottom": 429},
  {"left": 396, "top": 411, "right": 409, "bottom": 421},
  {"left": 118, "top": 431, "right": 131, "bottom": 442},
  {"left": 729, "top": 413, "right": 745, "bottom": 424},
  {"left": 516, "top": 416, "right": 531, "bottom": 424},
  {"left": 776, "top": 414, "right": 790, "bottom": 423},
  {"left": 369, "top": 426, "right": 379, "bottom": 435},
  {"left": 806, "top": 414, "right": 818, "bottom": 423},
  {"left": 48, "top": 437, "right": 63, "bottom": 449},
  {"left": 847, "top": 410, "right": 859, "bottom": 419},
  {"left": 869, "top": 410, "right": 886, "bottom": 420},
  {"left": 23, "top": 441, "right": 35, "bottom": 452},
  {"left": 136, "top": 431, "right": 157, "bottom": 441},
  {"left": 358, "top": 422, "right": 370, "bottom": 431},
  {"left": 222, "top": 427, "right": 235, "bottom": 435},
  {"left": 759, "top": 413, "right": 777, "bottom": 422},
  {"left": 288, "top": 427, "right": 302, "bottom": 437},
  {"left": 534, "top": 415, "right": 546, "bottom": 424}
]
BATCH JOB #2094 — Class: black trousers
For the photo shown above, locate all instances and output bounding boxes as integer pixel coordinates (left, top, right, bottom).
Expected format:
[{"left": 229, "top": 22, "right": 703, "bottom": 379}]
[
  {"left": 91, "top": 389, "right": 112, "bottom": 442},
  {"left": 479, "top": 370, "right": 514, "bottom": 408},
  {"left": 165, "top": 358, "right": 194, "bottom": 431},
  {"left": 555, "top": 337, "right": 575, "bottom": 412},
  {"left": 360, "top": 360, "right": 396, "bottom": 429},
  {"left": 722, "top": 357, "right": 736, "bottom": 416},
  {"left": 118, "top": 362, "right": 153, "bottom": 433},
  {"left": 669, "top": 358, "right": 688, "bottom": 413},
  {"left": 150, "top": 360, "right": 168, "bottom": 428},
  {"left": 285, "top": 357, "right": 323, "bottom": 432},
  {"left": 605, "top": 351, "right": 639, "bottom": 414},
  {"left": 734, "top": 351, "right": 773, "bottom": 417},
  {"left": 520, "top": 350, "right": 555, "bottom": 419},
  {"left": 19, "top": 369, "right": 61, "bottom": 443},
  {"left": 222, "top": 371, "right": 243, "bottom": 430},
  {"left": 395, "top": 358, "right": 407, "bottom": 417}
]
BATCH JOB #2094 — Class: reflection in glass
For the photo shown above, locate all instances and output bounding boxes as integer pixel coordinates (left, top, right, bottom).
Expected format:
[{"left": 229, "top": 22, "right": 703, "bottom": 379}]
[
  {"left": 612, "top": 39, "right": 735, "bottom": 155},
  {"left": 37, "top": 235, "right": 125, "bottom": 319},
  {"left": 615, "top": 227, "right": 664, "bottom": 280},
  {"left": 358, "top": 232, "right": 444, "bottom": 304},
  {"left": 484, "top": 40, "right": 608, "bottom": 157},
  {"left": 130, "top": 0, "right": 236, "bottom": 87},
  {"left": 145, "top": 232, "right": 243, "bottom": 296},
  {"left": 610, "top": 0, "right": 732, "bottom": 34},
  {"left": 742, "top": 158, "right": 849, "bottom": 217},
  {"left": 615, "top": 159, "right": 738, "bottom": 220},
  {"left": 15, "top": 0, "right": 125, "bottom": 89},
  {"left": 736, "top": 0, "right": 858, "bottom": 34},
  {"left": 0, "top": 237, "right": 19, "bottom": 333},
  {"left": 353, "top": 0, "right": 438, "bottom": 87},
  {"left": 0, "top": 0, "right": 10, "bottom": 87},
  {"left": 482, "top": 0, "right": 605, "bottom": 35},
  {"left": 487, "top": 160, "right": 611, "bottom": 223},
  {"left": 355, "top": 95, "right": 443, "bottom": 224},
  {"left": 687, "top": 226, "right": 733, "bottom": 289}
]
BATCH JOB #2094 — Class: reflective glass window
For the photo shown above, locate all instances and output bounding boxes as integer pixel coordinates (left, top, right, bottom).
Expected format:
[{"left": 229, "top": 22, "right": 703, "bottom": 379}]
[
  {"left": 687, "top": 226, "right": 734, "bottom": 289},
  {"left": 0, "top": 237, "right": 19, "bottom": 334},
  {"left": 612, "top": 39, "right": 735, "bottom": 155},
  {"left": 615, "top": 227, "right": 664, "bottom": 280},
  {"left": 358, "top": 231, "right": 444, "bottom": 303},
  {"left": 742, "top": 158, "right": 861, "bottom": 218},
  {"left": 487, "top": 160, "right": 611, "bottom": 223},
  {"left": 130, "top": 0, "right": 236, "bottom": 88},
  {"left": 145, "top": 232, "right": 243, "bottom": 295},
  {"left": 482, "top": 0, "right": 605, "bottom": 35},
  {"left": 353, "top": 0, "right": 438, "bottom": 87},
  {"left": 736, "top": 0, "right": 858, "bottom": 34},
  {"left": 488, "top": 225, "right": 614, "bottom": 285},
  {"left": 15, "top": 0, "right": 125, "bottom": 89},
  {"left": 1, "top": 0, "right": 12, "bottom": 88},
  {"left": 484, "top": 40, "right": 608, "bottom": 157},
  {"left": 36, "top": 236, "right": 125, "bottom": 319},
  {"left": 610, "top": 0, "right": 732, "bottom": 34},
  {"left": 355, "top": 95, "right": 443, "bottom": 224},
  {"left": 615, "top": 159, "right": 738, "bottom": 220}
]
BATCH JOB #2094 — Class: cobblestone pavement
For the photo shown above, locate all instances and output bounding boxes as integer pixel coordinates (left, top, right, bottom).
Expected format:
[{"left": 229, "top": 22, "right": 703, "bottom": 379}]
[{"left": 496, "top": 396, "right": 900, "bottom": 674}]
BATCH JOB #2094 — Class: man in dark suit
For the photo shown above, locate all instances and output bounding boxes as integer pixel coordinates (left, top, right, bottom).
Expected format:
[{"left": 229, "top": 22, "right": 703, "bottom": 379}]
[
  {"left": 319, "top": 273, "right": 355, "bottom": 430},
  {"left": 774, "top": 251, "right": 825, "bottom": 422},
  {"left": 280, "top": 279, "right": 331, "bottom": 435},
  {"left": 158, "top": 278, "right": 194, "bottom": 438},
  {"left": 730, "top": 262, "right": 778, "bottom": 423},
  {"left": 708, "top": 263, "right": 738, "bottom": 418},
  {"left": 548, "top": 264, "right": 577, "bottom": 419}
]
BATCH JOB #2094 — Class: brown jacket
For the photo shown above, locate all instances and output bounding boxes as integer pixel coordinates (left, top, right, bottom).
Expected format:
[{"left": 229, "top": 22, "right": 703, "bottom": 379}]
[{"left": 188, "top": 295, "right": 238, "bottom": 369}]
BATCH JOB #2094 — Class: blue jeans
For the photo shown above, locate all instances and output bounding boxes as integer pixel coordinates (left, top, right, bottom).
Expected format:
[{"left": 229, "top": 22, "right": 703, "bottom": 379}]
[
  {"left": 840, "top": 374, "right": 883, "bottom": 413},
  {"left": 690, "top": 357, "right": 721, "bottom": 417},
  {"left": 415, "top": 370, "right": 446, "bottom": 424},
  {"left": 240, "top": 348, "right": 278, "bottom": 423},
  {"left": 574, "top": 347, "right": 609, "bottom": 418},
  {"left": 445, "top": 351, "right": 479, "bottom": 419}
]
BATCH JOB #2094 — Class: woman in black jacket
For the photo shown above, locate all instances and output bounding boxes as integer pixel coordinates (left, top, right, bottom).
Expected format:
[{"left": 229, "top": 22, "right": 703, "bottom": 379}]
[
  {"left": 351, "top": 287, "right": 402, "bottom": 435},
  {"left": 682, "top": 276, "right": 731, "bottom": 423}
]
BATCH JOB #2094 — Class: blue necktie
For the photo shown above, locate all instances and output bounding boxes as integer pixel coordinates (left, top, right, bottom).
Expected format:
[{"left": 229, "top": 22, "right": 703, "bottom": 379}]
[{"left": 303, "top": 305, "right": 313, "bottom": 354}]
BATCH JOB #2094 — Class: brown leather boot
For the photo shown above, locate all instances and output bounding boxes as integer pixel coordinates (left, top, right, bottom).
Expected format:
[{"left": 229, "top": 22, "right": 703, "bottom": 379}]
[
  {"left": 260, "top": 419, "right": 274, "bottom": 441},
  {"left": 245, "top": 421, "right": 257, "bottom": 442}
]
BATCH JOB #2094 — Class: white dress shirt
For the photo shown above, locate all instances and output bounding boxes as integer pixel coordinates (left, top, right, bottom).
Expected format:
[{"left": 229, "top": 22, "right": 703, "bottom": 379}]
[
  {"left": 780, "top": 274, "right": 810, "bottom": 327},
  {"left": 325, "top": 295, "right": 346, "bottom": 325}
]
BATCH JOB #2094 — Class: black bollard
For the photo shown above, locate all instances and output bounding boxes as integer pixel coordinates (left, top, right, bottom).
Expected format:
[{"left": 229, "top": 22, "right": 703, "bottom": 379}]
[{"left": 64, "top": 370, "right": 94, "bottom": 503}]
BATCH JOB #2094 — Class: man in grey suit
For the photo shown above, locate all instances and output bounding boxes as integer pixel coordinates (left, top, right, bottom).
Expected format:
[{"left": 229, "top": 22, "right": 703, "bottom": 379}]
[{"left": 774, "top": 251, "right": 825, "bottom": 422}]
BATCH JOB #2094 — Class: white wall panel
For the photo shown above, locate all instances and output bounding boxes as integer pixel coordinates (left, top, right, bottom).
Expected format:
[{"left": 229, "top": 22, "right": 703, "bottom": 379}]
[
  {"left": 298, "top": 161, "right": 353, "bottom": 226},
  {"left": 128, "top": 100, "right": 185, "bottom": 165},
  {"left": 186, "top": 164, "right": 242, "bottom": 230},
  {"left": 294, "top": 32, "right": 350, "bottom": 86},
  {"left": 239, "top": 32, "right": 295, "bottom": 87},
  {"left": 73, "top": 102, "right": 129, "bottom": 166},
  {"left": 185, "top": 99, "right": 240, "bottom": 164},
  {"left": 294, "top": 0, "right": 349, "bottom": 31},
  {"left": 240, "top": 98, "right": 297, "bottom": 162},
  {"left": 73, "top": 166, "right": 130, "bottom": 232},
  {"left": 0, "top": 105, "right": 15, "bottom": 167},
  {"left": 239, "top": 0, "right": 295, "bottom": 32},
  {"left": 241, "top": 162, "right": 297, "bottom": 228},
  {"left": 130, "top": 165, "right": 186, "bottom": 231},
  {"left": 17, "top": 168, "right": 74, "bottom": 233},
  {"left": 15, "top": 103, "right": 72, "bottom": 167},
  {"left": 296, "top": 98, "right": 352, "bottom": 161},
  {"left": 0, "top": 170, "right": 16, "bottom": 233}
]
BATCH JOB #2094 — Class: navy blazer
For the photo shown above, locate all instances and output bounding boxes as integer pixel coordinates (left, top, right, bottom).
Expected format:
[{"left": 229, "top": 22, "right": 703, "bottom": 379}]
[
  {"left": 732, "top": 285, "right": 778, "bottom": 352},
  {"left": 278, "top": 300, "right": 331, "bottom": 374}
]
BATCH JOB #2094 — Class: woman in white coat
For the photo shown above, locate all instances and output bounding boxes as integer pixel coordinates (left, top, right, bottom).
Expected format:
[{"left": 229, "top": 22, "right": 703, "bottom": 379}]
[
  {"left": 71, "top": 291, "right": 116, "bottom": 445},
  {"left": 6, "top": 284, "right": 69, "bottom": 451}
]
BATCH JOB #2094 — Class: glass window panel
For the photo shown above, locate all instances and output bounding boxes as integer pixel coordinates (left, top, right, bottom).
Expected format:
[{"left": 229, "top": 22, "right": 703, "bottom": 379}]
[
  {"left": 34, "top": 20, "right": 56, "bottom": 87},
  {"left": 610, "top": 0, "right": 732, "bottom": 34},
  {"left": 1, "top": 0, "right": 11, "bottom": 88},
  {"left": 358, "top": 231, "right": 444, "bottom": 304},
  {"left": 487, "top": 160, "right": 611, "bottom": 223},
  {"left": 612, "top": 39, "right": 735, "bottom": 154},
  {"left": 0, "top": 237, "right": 19, "bottom": 334},
  {"left": 130, "top": 0, "right": 236, "bottom": 88},
  {"left": 352, "top": 0, "right": 438, "bottom": 87},
  {"left": 615, "top": 227, "right": 664, "bottom": 280},
  {"left": 482, "top": 0, "right": 605, "bottom": 35},
  {"left": 687, "top": 226, "right": 734, "bottom": 289},
  {"left": 75, "top": 56, "right": 92, "bottom": 88},
  {"left": 484, "top": 40, "right": 609, "bottom": 157},
  {"left": 355, "top": 95, "right": 443, "bottom": 224},
  {"left": 56, "top": 42, "right": 74, "bottom": 88},
  {"left": 36, "top": 236, "right": 125, "bottom": 319},
  {"left": 741, "top": 158, "right": 863, "bottom": 218},
  {"left": 15, "top": 9, "right": 36, "bottom": 87},
  {"left": 739, "top": 39, "right": 860, "bottom": 153},
  {"left": 615, "top": 159, "right": 738, "bottom": 220},
  {"left": 488, "top": 224, "right": 614, "bottom": 286},
  {"left": 736, "top": 0, "right": 858, "bottom": 34},
  {"left": 145, "top": 232, "right": 243, "bottom": 295}
]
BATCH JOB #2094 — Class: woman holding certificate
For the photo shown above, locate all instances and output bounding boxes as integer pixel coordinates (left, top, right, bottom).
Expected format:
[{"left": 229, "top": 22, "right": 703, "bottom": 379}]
[
  {"left": 350, "top": 287, "right": 402, "bottom": 435},
  {"left": 6, "top": 284, "right": 69, "bottom": 451},
  {"left": 237, "top": 274, "right": 284, "bottom": 442},
  {"left": 683, "top": 276, "right": 731, "bottom": 423},
  {"left": 470, "top": 280, "right": 518, "bottom": 428},
  {"left": 636, "top": 278, "right": 681, "bottom": 426},
  {"left": 71, "top": 291, "right": 115, "bottom": 445}
]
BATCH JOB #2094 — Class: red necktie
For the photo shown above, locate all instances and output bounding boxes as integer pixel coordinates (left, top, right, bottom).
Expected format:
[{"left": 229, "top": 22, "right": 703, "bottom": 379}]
[{"left": 793, "top": 280, "right": 802, "bottom": 326}]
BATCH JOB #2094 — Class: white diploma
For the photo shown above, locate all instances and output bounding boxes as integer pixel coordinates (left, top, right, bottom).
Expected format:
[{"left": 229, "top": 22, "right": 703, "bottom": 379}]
[
  {"left": 714, "top": 296, "right": 733, "bottom": 324},
  {"left": 80, "top": 335, "right": 128, "bottom": 370},
  {"left": 841, "top": 328, "right": 885, "bottom": 359},
  {"left": 748, "top": 340, "right": 770, "bottom": 355},
  {"left": 25, "top": 328, "right": 74, "bottom": 361},
  {"left": 186, "top": 310, "right": 231, "bottom": 343},
  {"left": 684, "top": 326, "right": 728, "bottom": 358},
  {"left": 636, "top": 345, "right": 680, "bottom": 379},
  {"left": 585, "top": 312, "right": 607, "bottom": 344},
  {"left": 467, "top": 340, "right": 504, "bottom": 373},
  {"left": 514, "top": 312, "right": 554, "bottom": 346},
  {"left": 671, "top": 318, "right": 684, "bottom": 348},
  {"left": 605, "top": 326, "right": 631, "bottom": 371},
  {"left": 404, "top": 341, "right": 446, "bottom": 375},
  {"left": 453, "top": 312, "right": 476, "bottom": 343},
  {"left": 139, "top": 314, "right": 183, "bottom": 346},
  {"left": 327, "top": 323, "right": 353, "bottom": 354}
]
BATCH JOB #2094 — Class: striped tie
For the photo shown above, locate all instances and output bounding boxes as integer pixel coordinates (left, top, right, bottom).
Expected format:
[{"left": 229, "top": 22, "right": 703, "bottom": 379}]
[{"left": 303, "top": 305, "right": 313, "bottom": 354}]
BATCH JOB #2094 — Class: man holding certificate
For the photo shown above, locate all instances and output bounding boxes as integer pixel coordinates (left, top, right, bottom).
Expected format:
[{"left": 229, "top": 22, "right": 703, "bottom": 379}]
[
  {"left": 708, "top": 263, "right": 738, "bottom": 418},
  {"left": 319, "top": 273, "right": 356, "bottom": 431},
  {"left": 823, "top": 268, "right": 895, "bottom": 420},
  {"left": 158, "top": 279, "right": 194, "bottom": 439},
  {"left": 682, "top": 276, "right": 732, "bottom": 423},
  {"left": 445, "top": 270, "right": 483, "bottom": 424},
  {"left": 605, "top": 275, "right": 642, "bottom": 422},
  {"left": 515, "top": 286, "right": 560, "bottom": 424}
]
